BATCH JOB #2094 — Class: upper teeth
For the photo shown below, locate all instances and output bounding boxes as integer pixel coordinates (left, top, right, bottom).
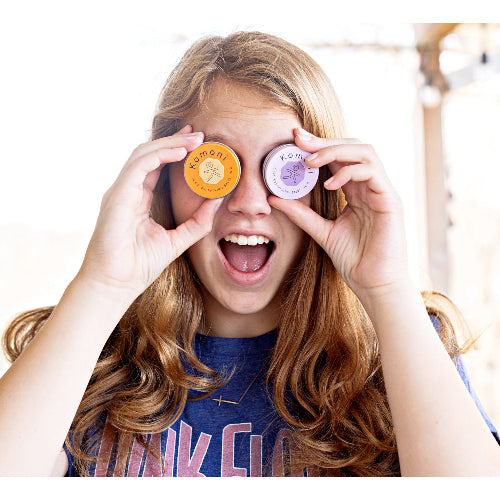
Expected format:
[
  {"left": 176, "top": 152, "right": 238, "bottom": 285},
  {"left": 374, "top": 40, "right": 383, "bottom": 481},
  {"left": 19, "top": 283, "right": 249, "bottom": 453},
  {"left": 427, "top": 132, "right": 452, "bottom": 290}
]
[{"left": 223, "top": 234, "right": 270, "bottom": 246}]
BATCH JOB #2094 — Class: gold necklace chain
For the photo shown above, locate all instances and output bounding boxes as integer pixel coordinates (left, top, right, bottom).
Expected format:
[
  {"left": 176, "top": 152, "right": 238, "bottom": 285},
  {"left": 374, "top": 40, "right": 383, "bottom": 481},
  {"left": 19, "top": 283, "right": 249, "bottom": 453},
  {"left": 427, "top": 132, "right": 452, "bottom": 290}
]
[{"left": 210, "top": 361, "right": 267, "bottom": 407}]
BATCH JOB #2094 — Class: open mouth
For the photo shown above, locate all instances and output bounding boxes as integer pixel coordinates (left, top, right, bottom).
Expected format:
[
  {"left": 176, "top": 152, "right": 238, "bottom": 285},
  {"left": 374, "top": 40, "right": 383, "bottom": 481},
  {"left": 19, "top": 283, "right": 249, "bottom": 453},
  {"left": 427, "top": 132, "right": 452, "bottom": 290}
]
[{"left": 219, "top": 234, "right": 275, "bottom": 273}]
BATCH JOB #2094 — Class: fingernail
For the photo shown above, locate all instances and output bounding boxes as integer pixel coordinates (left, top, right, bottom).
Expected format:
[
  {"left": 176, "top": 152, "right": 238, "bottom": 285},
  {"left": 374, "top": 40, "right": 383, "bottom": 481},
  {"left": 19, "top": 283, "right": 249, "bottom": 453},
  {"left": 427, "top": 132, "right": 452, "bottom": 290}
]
[
  {"left": 298, "top": 127, "right": 314, "bottom": 137},
  {"left": 306, "top": 152, "right": 318, "bottom": 163},
  {"left": 324, "top": 176, "right": 335, "bottom": 187},
  {"left": 268, "top": 196, "right": 282, "bottom": 211},
  {"left": 297, "top": 128, "right": 314, "bottom": 141},
  {"left": 297, "top": 133, "right": 312, "bottom": 142},
  {"left": 211, "top": 198, "right": 224, "bottom": 212}
]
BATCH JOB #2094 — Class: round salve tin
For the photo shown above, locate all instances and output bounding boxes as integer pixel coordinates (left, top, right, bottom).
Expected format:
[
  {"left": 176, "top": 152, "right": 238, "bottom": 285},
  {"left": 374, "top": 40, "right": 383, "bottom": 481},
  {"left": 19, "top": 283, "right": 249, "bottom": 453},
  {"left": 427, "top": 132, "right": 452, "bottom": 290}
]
[
  {"left": 184, "top": 142, "right": 241, "bottom": 199},
  {"left": 262, "top": 144, "right": 318, "bottom": 200}
]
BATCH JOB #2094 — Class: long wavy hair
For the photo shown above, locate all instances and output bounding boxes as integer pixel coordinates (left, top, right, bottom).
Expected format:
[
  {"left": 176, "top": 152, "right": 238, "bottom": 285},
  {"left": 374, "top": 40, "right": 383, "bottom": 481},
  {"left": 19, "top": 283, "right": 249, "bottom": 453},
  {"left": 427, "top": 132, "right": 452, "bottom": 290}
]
[{"left": 2, "top": 31, "right": 472, "bottom": 476}]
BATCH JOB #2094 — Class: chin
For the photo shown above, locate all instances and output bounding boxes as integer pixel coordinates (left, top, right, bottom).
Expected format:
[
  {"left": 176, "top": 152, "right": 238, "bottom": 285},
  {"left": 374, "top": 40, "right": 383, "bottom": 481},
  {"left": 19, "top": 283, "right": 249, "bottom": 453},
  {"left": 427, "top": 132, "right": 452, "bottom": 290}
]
[{"left": 202, "top": 285, "right": 282, "bottom": 318}]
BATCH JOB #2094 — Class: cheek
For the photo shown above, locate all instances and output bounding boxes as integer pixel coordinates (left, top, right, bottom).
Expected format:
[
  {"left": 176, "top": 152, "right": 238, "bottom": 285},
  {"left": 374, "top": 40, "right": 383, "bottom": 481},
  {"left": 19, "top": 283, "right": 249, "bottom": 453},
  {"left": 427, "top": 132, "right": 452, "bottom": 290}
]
[{"left": 169, "top": 163, "right": 204, "bottom": 225}]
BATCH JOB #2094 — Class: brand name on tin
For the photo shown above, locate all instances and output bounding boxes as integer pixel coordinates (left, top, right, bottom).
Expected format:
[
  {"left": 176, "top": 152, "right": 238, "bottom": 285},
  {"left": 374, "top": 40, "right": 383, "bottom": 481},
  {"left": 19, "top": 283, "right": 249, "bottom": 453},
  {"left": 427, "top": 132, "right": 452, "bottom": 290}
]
[
  {"left": 188, "top": 148, "right": 228, "bottom": 169},
  {"left": 279, "top": 151, "right": 305, "bottom": 162}
]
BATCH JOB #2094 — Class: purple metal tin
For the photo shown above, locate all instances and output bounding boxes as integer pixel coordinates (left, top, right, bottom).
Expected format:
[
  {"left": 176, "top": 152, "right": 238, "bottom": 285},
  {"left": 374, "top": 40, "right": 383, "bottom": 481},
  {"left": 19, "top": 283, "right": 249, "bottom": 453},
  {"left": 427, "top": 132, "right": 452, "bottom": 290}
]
[{"left": 262, "top": 144, "right": 318, "bottom": 200}]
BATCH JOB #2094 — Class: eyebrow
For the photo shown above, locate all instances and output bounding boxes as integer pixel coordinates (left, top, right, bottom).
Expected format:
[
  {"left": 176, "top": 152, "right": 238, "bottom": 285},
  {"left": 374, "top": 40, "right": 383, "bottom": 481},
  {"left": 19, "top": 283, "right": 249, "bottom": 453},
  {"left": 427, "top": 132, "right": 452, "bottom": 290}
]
[
  {"left": 203, "top": 133, "right": 230, "bottom": 144},
  {"left": 203, "top": 133, "right": 292, "bottom": 160}
]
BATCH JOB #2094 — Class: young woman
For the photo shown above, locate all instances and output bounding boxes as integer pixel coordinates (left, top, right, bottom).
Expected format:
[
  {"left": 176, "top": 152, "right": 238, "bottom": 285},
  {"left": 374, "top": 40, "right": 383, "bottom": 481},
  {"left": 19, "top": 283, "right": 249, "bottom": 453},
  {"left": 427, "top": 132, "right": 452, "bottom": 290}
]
[{"left": 1, "top": 31, "right": 499, "bottom": 477}]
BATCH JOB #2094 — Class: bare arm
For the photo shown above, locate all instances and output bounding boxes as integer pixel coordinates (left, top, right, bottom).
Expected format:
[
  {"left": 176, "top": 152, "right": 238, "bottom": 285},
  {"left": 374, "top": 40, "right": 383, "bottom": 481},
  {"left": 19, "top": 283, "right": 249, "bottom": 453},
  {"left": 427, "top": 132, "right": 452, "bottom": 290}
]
[
  {"left": 363, "top": 282, "right": 500, "bottom": 476},
  {"left": 0, "top": 278, "right": 129, "bottom": 476},
  {"left": 270, "top": 128, "right": 500, "bottom": 475},
  {"left": 0, "top": 127, "right": 219, "bottom": 475}
]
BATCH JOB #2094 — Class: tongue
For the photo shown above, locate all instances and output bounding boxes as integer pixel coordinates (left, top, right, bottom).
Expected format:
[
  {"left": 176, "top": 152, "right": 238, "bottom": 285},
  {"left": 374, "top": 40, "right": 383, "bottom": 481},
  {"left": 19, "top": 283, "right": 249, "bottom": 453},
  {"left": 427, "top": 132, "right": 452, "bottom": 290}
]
[{"left": 220, "top": 240, "right": 270, "bottom": 272}]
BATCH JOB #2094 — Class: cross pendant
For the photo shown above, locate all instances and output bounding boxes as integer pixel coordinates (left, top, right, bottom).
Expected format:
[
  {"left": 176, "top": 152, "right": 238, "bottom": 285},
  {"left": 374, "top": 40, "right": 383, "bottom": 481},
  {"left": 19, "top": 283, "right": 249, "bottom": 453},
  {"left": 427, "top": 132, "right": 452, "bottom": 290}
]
[{"left": 213, "top": 395, "right": 239, "bottom": 406}]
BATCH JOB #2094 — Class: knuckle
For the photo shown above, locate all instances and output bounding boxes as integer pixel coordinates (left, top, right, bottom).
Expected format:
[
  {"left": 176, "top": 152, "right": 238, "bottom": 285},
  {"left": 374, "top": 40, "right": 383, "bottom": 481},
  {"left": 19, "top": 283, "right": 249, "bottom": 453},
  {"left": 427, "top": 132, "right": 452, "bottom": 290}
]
[
  {"left": 131, "top": 142, "right": 148, "bottom": 157},
  {"left": 148, "top": 150, "right": 161, "bottom": 164},
  {"left": 395, "top": 191, "right": 404, "bottom": 207},
  {"left": 100, "top": 188, "right": 112, "bottom": 208},
  {"left": 323, "top": 144, "right": 336, "bottom": 155},
  {"left": 137, "top": 150, "right": 161, "bottom": 170},
  {"left": 362, "top": 144, "right": 377, "bottom": 161}
]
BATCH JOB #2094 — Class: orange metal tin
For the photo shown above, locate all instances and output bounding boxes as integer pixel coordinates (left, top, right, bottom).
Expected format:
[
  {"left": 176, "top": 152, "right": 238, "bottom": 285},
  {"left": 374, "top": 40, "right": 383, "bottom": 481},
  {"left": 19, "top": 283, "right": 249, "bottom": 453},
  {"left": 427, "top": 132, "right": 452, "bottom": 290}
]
[{"left": 184, "top": 142, "right": 241, "bottom": 199}]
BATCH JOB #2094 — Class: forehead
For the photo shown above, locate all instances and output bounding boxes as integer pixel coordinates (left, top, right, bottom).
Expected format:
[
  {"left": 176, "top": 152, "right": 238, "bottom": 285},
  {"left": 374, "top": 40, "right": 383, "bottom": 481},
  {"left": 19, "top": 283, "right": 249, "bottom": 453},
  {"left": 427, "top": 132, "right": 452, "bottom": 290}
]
[
  {"left": 201, "top": 78, "right": 289, "bottom": 113},
  {"left": 184, "top": 79, "right": 301, "bottom": 145}
]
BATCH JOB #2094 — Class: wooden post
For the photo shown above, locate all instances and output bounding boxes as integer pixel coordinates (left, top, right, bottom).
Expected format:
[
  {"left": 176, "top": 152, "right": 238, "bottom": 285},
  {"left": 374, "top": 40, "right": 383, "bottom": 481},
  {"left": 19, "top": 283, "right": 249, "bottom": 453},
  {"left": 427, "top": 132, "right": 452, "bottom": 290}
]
[
  {"left": 415, "top": 24, "right": 458, "bottom": 293},
  {"left": 421, "top": 85, "right": 449, "bottom": 293}
]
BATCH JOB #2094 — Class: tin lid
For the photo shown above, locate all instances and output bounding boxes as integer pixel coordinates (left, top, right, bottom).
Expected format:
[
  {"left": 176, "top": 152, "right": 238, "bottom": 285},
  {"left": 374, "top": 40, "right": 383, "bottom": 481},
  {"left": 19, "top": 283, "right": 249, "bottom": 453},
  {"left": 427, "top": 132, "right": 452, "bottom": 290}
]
[
  {"left": 184, "top": 142, "right": 241, "bottom": 199},
  {"left": 262, "top": 144, "right": 318, "bottom": 200}
]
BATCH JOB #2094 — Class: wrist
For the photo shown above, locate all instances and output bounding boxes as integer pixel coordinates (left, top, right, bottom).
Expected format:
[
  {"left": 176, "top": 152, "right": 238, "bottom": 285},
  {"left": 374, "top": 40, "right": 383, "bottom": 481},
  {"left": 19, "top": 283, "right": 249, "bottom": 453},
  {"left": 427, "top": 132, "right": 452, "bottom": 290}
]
[
  {"left": 36, "top": 274, "right": 136, "bottom": 353},
  {"left": 71, "top": 270, "right": 139, "bottom": 312},
  {"left": 67, "top": 273, "right": 137, "bottom": 328},
  {"left": 356, "top": 277, "right": 421, "bottom": 321},
  {"left": 358, "top": 279, "right": 436, "bottom": 351}
]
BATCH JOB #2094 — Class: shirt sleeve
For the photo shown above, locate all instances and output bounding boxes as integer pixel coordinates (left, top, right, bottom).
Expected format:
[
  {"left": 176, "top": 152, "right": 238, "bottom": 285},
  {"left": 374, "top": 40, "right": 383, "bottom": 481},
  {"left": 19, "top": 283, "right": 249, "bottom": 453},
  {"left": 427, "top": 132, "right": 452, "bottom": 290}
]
[
  {"left": 430, "top": 314, "right": 500, "bottom": 445},
  {"left": 63, "top": 433, "right": 76, "bottom": 476},
  {"left": 453, "top": 354, "right": 500, "bottom": 445}
]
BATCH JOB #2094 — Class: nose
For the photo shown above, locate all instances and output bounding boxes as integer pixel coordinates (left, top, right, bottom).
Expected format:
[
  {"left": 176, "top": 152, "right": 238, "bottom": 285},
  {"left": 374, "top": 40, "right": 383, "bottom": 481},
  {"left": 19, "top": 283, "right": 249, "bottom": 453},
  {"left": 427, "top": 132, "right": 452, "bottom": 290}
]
[{"left": 226, "top": 161, "right": 271, "bottom": 218}]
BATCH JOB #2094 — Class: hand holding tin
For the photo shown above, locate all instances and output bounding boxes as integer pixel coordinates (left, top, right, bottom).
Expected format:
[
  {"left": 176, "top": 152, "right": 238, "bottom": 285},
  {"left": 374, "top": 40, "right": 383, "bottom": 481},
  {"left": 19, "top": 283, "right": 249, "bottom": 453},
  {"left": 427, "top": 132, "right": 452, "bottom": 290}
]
[
  {"left": 78, "top": 126, "right": 222, "bottom": 302},
  {"left": 268, "top": 129, "right": 409, "bottom": 305}
]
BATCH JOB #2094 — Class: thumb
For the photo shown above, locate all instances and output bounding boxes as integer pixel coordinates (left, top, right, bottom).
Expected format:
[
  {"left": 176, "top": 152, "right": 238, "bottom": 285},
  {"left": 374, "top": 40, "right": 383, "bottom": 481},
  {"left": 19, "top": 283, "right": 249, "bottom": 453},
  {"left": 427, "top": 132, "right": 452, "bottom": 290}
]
[
  {"left": 268, "top": 196, "right": 332, "bottom": 251},
  {"left": 169, "top": 198, "right": 223, "bottom": 260}
]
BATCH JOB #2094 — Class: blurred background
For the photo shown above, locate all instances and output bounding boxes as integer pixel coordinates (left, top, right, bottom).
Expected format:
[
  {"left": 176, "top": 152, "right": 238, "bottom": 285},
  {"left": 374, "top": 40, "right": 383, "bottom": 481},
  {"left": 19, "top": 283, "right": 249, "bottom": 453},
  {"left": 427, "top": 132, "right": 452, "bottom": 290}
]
[{"left": 1, "top": 2, "right": 499, "bottom": 427}]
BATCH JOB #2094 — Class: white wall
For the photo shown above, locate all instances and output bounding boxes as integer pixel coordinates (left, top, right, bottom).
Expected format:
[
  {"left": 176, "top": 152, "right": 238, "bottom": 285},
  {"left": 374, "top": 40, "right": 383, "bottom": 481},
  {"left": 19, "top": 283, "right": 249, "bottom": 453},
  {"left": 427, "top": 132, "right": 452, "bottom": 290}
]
[{"left": 1, "top": 3, "right": 498, "bottom": 426}]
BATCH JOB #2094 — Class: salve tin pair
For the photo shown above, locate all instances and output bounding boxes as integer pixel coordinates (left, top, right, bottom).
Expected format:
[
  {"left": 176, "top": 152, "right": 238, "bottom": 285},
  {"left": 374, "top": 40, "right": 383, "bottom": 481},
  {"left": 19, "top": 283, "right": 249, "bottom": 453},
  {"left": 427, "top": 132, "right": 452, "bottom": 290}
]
[{"left": 184, "top": 142, "right": 319, "bottom": 200}]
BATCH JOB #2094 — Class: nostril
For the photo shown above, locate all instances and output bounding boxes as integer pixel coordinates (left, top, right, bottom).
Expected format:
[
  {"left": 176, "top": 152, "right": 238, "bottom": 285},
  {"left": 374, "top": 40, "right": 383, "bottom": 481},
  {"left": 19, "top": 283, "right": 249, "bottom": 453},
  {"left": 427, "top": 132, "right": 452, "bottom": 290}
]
[{"left": 227, "top": 177, "right": 272, "bottom": 212}]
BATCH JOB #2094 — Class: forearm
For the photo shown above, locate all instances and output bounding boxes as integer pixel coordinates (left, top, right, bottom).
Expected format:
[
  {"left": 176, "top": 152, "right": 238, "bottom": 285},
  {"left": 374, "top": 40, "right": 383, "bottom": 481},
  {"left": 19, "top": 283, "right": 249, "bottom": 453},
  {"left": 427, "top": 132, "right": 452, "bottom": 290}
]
[
  {"left": 361, "top": 281, "right": 500, "bottom": 476},
  {"left": 0, "top": 276, "right": 132, "bottom": 476}
]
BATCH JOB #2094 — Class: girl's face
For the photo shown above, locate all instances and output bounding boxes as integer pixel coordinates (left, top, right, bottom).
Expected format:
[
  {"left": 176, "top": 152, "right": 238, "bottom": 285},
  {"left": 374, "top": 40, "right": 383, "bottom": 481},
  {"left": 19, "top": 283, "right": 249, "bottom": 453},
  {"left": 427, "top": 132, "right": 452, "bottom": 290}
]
[{"left": 169, "top": 79, "right": 310, "bottom": 338}]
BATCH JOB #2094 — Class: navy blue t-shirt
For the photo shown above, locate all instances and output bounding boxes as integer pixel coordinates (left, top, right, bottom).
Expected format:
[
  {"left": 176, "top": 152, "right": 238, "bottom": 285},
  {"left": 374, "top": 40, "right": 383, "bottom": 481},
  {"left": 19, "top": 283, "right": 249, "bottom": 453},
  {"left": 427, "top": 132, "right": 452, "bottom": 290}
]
[{"left": 64, "top": 328, "right": 499, "bottom": 476}]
